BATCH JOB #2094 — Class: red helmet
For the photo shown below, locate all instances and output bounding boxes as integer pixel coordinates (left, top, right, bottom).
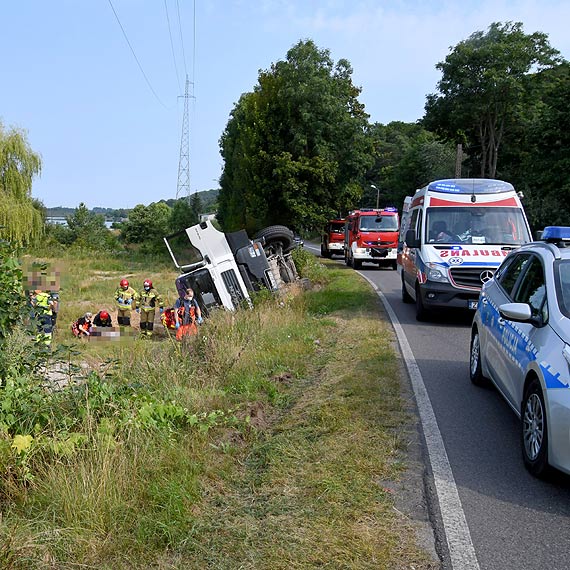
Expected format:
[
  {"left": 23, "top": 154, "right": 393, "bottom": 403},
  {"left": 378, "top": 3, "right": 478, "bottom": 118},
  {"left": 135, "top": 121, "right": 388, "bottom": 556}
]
[
  {"left": 144, "top": 279, "right": 152, "bottom": 288},
  {"left": 120, "top": 279, "right": 129, "bottom": 288},
  {"left": 100, "top": 310, "right": 109, "bottom": 320}
]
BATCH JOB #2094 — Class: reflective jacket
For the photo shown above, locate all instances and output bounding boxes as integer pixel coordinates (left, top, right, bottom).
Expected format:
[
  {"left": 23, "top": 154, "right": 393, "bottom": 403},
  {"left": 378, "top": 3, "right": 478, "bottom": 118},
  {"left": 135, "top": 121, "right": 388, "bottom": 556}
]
[
  {"left": 33, "top": 291, "right": 53, "bottom": 315},
  {"left": 138, "top": 288, "right": 163, "bottom": 312},
  {"left": 115, "top": 286, "right": 137, "bottom": 310}
]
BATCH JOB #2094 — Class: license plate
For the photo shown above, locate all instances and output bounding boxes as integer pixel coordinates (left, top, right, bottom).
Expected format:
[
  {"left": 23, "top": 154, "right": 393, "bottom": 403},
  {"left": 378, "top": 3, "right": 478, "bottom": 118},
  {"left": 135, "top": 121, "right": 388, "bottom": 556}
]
[{"left": 468, "top": 300, "right": 478, "bottom": 310}]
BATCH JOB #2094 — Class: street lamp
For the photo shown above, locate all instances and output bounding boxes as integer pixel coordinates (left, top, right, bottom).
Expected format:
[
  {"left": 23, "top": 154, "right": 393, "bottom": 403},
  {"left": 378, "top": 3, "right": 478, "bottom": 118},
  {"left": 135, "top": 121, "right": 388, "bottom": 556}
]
[{"left": 370, "top": 184, "right": 379, "bottom": 209}]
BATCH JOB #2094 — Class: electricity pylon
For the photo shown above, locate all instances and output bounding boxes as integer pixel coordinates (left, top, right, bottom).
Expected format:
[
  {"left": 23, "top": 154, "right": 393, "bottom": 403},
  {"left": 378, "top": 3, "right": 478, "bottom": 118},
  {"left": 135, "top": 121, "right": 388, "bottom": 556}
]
[{"left": 176, "top": 75, "right": 191, "bottom": 200}]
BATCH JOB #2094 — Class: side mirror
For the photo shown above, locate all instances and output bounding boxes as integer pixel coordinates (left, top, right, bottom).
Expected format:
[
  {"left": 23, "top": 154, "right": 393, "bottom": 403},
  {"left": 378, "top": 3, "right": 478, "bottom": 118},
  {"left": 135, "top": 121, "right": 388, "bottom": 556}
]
[
  {"left": 498, "top": 303, "right": 541, "bottom": 327},
  {"left": 405, "top": 229, "right": 420, "bottom": 248}
]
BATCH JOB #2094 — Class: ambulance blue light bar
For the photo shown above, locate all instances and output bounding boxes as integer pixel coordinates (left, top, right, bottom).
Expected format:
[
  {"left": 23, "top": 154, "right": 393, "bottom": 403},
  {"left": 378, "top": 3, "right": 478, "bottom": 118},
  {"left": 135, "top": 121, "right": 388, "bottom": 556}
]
[
  {"left": 383, "top": 207, "right": 398, "bottom": 212},
  {"left": 426, "top": 179, "right": 515, "bottom": 195},
  {"left": 541, "top": 226, "right": 570, "bottom": 242}
]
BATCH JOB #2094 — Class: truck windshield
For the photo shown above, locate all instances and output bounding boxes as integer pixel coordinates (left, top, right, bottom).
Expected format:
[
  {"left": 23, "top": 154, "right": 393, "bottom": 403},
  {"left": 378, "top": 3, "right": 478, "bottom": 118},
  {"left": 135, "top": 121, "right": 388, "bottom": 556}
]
[
  {"left": 329, "top": 222, "right": 345, "bottom": 234},
  {"left": 359, "top": 215, "right": 398, "bottom": 232},
  {"left": 425, "top": 207, "right": 531, "bottom": 245}
]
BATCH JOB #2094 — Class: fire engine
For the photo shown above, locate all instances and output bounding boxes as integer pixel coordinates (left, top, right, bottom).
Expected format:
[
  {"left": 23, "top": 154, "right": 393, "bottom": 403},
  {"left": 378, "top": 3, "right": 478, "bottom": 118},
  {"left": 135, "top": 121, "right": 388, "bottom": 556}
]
[
  {"left": 320, "top": 218, "right": 346, "bottom": 258},
  {"left": 344, "top": 208, "right": 400, "bottom": 270}
]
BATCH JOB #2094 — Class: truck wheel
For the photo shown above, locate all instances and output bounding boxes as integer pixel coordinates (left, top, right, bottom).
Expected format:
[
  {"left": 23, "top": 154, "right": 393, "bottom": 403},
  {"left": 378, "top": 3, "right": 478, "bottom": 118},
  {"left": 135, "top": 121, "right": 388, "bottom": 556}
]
[
  {"left": 391, "top": 262, "right": 398, "bottom": 270},
  {"left": 353, "top": 259, "right": 362, "bottom": 270},
  {"left": 255, "top": 225, "right": 295, "bottom": 254}
]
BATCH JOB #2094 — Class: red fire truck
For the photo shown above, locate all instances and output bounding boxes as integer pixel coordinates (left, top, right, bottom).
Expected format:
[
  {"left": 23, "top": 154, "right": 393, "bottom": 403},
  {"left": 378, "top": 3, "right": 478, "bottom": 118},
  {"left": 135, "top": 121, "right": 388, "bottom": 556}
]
[
  {"left": 344, "top": 208, "right": 400, "bottom": 270},
  {"left": 320, "top": 218, "right": 346, "bottom": 258}
]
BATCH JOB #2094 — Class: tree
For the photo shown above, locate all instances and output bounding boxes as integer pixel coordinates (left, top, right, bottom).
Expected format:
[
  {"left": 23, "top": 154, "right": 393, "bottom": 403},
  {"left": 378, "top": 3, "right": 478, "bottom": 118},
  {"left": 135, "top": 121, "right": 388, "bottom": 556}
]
[
  {"left": 121, "top": 202, "right": 171, "bottom": 252},
  {"left": 218, "top": 40, "right": 373, "bottom": 233},
  {"left": 0, "top": 122, "right": 43, "bottom": 246},
  {"left": 424, "top": 22, "right": 561, "bottom": 178},
  {"left": 169, "top": 198, "right": 197, "bottom": 233},
  {"left": 190, "top": 192, "right": 203, "bottom": 223}
]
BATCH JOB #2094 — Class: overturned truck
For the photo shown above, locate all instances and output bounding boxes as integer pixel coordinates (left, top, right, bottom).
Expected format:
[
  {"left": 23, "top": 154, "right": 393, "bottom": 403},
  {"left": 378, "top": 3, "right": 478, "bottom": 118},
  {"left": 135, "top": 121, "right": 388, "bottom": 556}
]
[{"left": 163, "top": 222, "right": 299, "bottom": 315}]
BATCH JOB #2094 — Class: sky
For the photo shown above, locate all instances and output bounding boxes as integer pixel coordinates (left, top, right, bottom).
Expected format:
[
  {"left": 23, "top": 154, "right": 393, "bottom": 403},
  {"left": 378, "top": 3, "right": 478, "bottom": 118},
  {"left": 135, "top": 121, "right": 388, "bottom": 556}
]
[{"left": 2, "top": 1, "right": 570, "bottom": 210}]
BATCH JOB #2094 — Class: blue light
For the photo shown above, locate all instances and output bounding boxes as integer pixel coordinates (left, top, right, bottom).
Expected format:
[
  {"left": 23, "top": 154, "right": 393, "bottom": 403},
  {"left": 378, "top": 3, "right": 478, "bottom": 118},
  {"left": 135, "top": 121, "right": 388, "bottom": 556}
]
[
  {"left": 450, "top": 246, "right": 462, "bottom": 250},
  {"left": 383, "top": 207, "right": 398, "bottom": 212},
  {"left": 542, "top": 226, "right": 570, "bottom": 241},
  {"left": 426, "top": 179, "right": 514, "bottom": 195}
]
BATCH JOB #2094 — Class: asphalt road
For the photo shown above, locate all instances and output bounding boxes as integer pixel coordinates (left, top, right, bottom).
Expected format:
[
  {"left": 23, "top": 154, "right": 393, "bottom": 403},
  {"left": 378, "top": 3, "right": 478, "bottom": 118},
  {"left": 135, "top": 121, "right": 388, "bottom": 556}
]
[{"left": 353, "top": 262, "right": 570, "bottom": 570}]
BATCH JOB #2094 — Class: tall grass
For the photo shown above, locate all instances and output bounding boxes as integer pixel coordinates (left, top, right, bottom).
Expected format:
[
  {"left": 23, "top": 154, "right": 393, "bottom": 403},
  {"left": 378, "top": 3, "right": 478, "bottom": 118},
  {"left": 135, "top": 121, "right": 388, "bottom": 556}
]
[{"left": 0, "top": 254, "right": 436, "bottom": 569}]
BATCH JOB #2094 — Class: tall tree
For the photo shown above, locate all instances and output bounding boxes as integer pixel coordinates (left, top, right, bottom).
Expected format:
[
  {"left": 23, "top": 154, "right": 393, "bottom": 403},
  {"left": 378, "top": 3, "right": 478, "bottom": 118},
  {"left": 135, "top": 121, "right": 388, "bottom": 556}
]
[
  {"left": 424, "top": 22, "right": 561, "bottom": 178},
  {"left": 0, "top": 122, "right": 43, "bottom": 246},
  {"left": 218, "top": 40, "right": 373, "bottom": 233}
]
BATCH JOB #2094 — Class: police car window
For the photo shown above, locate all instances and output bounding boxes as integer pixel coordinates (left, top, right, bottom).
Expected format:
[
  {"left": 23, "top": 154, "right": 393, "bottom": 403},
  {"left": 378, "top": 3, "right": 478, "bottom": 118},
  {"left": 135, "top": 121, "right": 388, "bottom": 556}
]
[
  {"left": 555, "top": 260, "right": 570, "bottom": 319},
  {"left": 496, "top": 253, "right": 532, "bottom": 298},
  {"left": 512, "top": 256, "right": 547, "bottom": 320}
]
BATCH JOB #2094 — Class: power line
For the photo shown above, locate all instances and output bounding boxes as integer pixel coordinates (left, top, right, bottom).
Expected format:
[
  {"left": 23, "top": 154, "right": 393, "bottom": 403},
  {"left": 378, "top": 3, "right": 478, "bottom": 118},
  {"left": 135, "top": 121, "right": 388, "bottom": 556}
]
[
  {"left": 176, "top": 0, "right": 188, "bottom": 76},
  {"left": 164, "top": 0, "right": 181, "bottom": 93},
  {"left": 107, "top": 0, "right": 168, "bottom": 109}
]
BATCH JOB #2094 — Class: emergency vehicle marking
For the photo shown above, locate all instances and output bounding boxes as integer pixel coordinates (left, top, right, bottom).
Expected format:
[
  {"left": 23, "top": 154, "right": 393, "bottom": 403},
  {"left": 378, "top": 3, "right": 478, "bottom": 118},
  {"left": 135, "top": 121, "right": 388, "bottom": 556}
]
[
  {"left": 484, "top": 296, "right": 568, "bottom": 390},
  {"left": 429, "top": 196, "right": 518, "bottom": 208},
  {"left": 440, "top": 249, "right": 509, "bottom": 258}
]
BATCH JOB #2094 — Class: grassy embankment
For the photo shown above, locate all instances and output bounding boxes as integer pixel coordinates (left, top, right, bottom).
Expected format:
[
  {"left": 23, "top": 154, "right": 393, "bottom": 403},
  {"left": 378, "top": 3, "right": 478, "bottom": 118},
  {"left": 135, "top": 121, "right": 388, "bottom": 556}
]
[{"left": 0, "top": 249, "right": 436, "bottom": 569}]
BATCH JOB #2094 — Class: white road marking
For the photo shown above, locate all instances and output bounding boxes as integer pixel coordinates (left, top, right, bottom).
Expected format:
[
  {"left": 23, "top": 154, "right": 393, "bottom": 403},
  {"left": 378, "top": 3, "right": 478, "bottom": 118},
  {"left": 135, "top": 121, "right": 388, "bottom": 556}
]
[{"left": 361, "top": 273, "right": 480, "bottom": 570}]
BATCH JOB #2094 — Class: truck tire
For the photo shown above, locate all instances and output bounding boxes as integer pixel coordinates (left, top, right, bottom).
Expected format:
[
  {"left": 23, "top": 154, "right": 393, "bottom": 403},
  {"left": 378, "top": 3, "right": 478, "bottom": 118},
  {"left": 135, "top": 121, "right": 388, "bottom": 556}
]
[{"left": 255, "top": 225, "right": 295, "bottom": 254}]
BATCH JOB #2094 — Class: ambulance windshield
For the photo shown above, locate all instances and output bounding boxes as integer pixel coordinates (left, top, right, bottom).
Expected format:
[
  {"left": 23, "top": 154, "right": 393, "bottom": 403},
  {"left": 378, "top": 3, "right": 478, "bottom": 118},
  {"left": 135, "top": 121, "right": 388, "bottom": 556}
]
[{"left": 426, "top": 207, "right": 531, "bottom": 245}]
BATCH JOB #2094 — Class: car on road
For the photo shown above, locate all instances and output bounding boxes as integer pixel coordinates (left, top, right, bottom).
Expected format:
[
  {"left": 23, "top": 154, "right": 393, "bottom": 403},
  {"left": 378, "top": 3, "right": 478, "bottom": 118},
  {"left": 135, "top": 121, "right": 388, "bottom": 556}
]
[{"left": 470, "top": 226, "right": 570, "bottom": 477}]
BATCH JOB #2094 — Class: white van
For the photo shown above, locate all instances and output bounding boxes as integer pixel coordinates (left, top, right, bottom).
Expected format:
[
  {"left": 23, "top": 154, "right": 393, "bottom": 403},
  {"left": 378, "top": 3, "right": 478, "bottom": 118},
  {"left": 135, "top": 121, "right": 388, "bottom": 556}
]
[{"left": 399, "top": 178, "right": 532, "bottom": 320}]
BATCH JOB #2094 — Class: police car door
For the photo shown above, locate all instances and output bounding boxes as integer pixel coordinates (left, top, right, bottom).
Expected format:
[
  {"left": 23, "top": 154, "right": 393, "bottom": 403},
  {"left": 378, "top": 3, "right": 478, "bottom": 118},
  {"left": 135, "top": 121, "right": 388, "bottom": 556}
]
[
  {"left": 482, "top": 253, "right": 532, "bottom": 406},
  {"left": 500, "top": 255, "right": 549, "bottom": 409}
]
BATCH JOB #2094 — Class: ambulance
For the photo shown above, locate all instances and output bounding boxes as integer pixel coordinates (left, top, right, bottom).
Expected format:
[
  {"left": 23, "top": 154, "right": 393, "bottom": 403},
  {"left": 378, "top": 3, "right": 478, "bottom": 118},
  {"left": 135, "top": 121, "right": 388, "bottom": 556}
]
[
  {"left": 344, "top": 208, "right": 400, "bottom": 270},
  {"left": 400, "top": 178, "right": 532, "bottom": 320}
]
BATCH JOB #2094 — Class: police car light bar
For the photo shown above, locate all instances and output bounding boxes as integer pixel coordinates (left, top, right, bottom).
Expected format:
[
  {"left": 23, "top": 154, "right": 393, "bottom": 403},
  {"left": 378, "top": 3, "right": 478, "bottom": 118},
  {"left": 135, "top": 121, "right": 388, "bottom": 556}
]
[{"left": 541, "top": 226, "right": 570, "bottom": 243}]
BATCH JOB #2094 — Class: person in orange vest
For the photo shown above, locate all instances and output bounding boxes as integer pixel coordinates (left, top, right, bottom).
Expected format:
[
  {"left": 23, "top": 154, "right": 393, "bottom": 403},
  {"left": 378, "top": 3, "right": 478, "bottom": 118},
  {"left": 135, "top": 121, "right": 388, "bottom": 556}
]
[
  {"left": 71, "top": 312, "right": 93, "bottom": 338},
  {"left": 136, "top": 279, "right": 163, "bottom": 337},
  {"left": 115, "top": 279, "right": 137, "bottom": 327},
  {"left": 174, "top": 287, "right": 203, "bottom": 339}
]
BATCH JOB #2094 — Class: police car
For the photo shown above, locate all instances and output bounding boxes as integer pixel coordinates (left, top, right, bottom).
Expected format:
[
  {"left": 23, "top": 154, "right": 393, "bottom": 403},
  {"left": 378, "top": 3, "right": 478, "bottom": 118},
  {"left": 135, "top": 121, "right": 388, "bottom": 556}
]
[{"left": 470, "top": 226, "right": 570, "bottom": 477}]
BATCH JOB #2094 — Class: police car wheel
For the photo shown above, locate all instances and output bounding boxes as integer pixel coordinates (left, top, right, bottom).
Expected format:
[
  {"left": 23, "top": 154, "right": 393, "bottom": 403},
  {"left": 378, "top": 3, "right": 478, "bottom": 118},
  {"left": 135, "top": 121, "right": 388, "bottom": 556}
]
[
  {"left": 521, "top": 378, "right": 550, "bottom": 478},
  {"left": 469, "top": 328, "right": 488, "bottom": 386}
]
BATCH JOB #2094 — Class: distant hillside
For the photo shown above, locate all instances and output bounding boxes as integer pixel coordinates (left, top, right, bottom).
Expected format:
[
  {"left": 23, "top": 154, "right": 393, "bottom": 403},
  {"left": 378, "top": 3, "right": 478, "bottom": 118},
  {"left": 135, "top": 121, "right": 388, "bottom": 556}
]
[{"left": 45, "top": 189, "right": 219, "bottom": 219}]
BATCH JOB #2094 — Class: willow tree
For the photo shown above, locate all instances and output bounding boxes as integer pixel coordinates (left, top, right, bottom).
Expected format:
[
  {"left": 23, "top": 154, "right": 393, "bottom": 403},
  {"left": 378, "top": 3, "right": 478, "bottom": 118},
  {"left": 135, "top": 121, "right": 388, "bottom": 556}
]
[{"left": 0, "top": 122, "right": 43, "bottom": 246}]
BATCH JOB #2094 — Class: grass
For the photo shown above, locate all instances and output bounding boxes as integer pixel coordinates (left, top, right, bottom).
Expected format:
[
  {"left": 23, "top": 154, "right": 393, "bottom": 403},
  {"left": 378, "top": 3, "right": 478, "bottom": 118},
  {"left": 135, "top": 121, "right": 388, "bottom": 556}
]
[{"left": 0, "top": 252, "right": 437, "bottom": 569}]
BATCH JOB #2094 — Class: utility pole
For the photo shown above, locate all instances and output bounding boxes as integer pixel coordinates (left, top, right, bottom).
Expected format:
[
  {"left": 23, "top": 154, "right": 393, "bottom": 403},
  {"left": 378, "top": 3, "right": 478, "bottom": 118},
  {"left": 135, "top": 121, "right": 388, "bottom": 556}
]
[{"left": 176, "top": 75, "right": 191, "bottom": 200}]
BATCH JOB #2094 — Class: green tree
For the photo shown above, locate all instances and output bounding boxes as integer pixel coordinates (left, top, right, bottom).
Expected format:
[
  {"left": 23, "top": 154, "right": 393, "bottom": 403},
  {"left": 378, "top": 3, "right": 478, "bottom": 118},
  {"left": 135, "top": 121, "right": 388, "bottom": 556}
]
[
  {"left": 169, "top": 198, "right": 196, "bottom": 233},
  {"left": 64, "top": 202, "right": 116, "bottom": 250},
  {"left": 363, "top": 122, "right": 456, "bottom": 210},
  {"left": 424, "top": 22, "right": 561, "bottom": 178},
  {"left": 121, "top": 202, "right": 171, "bottom": 252},
  {"left": 190, "top": 192, "right": 203, "bottom": 223},
  {"left": 0, "top": 122, "right": 43, "bottom": 246},
  {"left": 218, "top": 39, "right": 373, "bottom": 233}
]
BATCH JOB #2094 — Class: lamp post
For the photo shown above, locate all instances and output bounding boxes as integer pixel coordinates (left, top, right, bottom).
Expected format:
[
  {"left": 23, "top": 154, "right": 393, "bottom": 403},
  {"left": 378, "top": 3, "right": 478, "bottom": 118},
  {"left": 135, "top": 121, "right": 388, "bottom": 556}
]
[{"left": 370, "top": 184, "right": 379, "bottom": 209}]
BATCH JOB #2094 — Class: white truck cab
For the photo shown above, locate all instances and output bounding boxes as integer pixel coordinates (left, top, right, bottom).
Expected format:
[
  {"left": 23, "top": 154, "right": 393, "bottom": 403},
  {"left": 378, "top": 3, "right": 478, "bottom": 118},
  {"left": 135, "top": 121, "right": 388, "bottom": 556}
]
[{"left": 399, "top": 178, "right": 532, "bottom": 320}]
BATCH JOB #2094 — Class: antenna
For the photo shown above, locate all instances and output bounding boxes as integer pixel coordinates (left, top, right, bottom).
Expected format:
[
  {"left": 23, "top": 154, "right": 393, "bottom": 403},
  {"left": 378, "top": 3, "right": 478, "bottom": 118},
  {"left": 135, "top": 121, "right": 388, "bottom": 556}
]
[{"left": 176, "top": 76, "right": 192, "bottom": 200}]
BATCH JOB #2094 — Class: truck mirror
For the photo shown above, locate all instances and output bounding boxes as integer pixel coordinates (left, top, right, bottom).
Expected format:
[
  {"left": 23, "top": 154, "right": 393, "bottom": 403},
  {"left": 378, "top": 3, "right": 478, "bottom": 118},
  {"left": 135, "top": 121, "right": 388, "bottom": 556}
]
[{"left": 405, "top": 229, "right": 420, "bottom": 248}]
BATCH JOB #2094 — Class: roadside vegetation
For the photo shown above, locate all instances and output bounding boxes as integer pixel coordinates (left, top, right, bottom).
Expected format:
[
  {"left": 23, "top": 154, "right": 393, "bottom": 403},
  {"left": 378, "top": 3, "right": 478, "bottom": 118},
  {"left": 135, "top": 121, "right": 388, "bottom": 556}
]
[{"left": 0, "top": 248, "right": 436, "bottom": 569}]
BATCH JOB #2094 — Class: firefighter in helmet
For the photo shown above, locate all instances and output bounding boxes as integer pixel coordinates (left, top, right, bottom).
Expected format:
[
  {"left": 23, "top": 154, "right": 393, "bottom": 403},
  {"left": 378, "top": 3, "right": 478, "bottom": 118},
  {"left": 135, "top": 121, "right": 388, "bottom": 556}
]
[
  {"left": 136, "top": 279, "right": 163, "bottom": 337},
  {"left": 93, "top": 310, "right": 112, "bottom": 327},
  {"left": 115, "top": 278, "right": 137, "bottom": 327}
]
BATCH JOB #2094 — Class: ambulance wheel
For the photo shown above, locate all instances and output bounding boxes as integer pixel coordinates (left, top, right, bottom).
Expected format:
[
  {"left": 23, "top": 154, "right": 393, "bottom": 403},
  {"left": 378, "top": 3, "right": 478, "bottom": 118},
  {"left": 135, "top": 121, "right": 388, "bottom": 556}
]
[
  {"left": 469, "top": 327, "right": 488, "bottom": 386},
  {"left": 401, "top": 273, "right": 413, "bottom": 304},
  {"left": 415, "top": 284, "right": 429, "bottom": 321},
  {"left": 521, "top": 377, "right": 550, "bottom": 478},
  {"left": 255, "top": 225, "right": 295, "bottom": 255}
]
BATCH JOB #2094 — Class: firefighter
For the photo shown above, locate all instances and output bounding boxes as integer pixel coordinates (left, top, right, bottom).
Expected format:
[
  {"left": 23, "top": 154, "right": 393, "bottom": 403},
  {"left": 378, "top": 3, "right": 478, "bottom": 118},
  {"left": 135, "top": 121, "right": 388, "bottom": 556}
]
[
  {"left": 174, "top": 287, "right": 203, "bottom": 339},
  {"left": 115, "top": 279, "right": 137, "bottom": 326},
  {"left": 30, "top": 289, "right": 55, "bottom": 346},
  {"left": 136, "top": 279, "right": 163, "bottom": 337},
  {"left": 93, "top": 310, "right": 112, "bottom": 327}
]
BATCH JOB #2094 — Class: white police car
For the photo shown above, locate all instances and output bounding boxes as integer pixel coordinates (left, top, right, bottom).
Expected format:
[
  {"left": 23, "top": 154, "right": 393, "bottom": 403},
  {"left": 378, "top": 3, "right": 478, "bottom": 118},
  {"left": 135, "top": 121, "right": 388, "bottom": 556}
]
[{"left": 470, "top": 226, "right": 570, "bottom": 477}]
